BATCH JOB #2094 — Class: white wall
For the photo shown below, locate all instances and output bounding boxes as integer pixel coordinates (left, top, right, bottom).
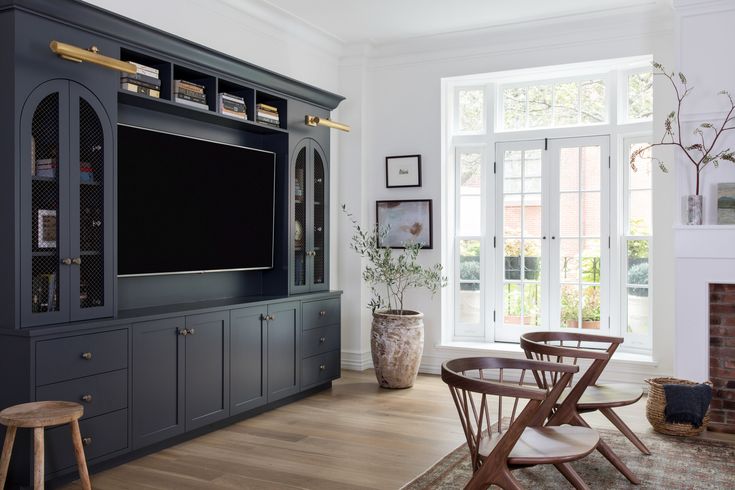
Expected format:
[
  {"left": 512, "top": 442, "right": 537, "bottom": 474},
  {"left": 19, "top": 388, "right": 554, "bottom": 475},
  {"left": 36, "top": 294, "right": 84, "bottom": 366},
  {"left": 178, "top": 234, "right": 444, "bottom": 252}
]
[{"left": 338, "top": 4, "right": 679, "bottom": 382}]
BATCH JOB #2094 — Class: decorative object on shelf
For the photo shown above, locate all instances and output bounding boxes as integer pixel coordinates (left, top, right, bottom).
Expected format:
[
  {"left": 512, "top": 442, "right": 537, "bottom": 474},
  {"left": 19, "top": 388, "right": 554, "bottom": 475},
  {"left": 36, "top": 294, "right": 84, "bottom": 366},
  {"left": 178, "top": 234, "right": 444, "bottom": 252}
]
[
  {"left": 717, "top": 183, "right": 735, "bottom": 224},
  {"left": 304, "top": 115, "right": 350, "bottom": 132},
  {"left": 385, "top": 154, "right": 421, "bottom": 188},
  {"left": 343, "top": 205, "right": 446, "bottom": 389},
  {"left": 294, "top": 219, "right": 303, "bottom": 245},
  {"left": 630, "top": 62, "right": 735, "bottom": 226},
  {"left": 37, "top": 209, "right": 57, "bottom": 248},
  {"left": 49, "top": 40, "right": 136, "bottom": 74},
  {"left": 35, "top": 158, "right": 57, "bottom": 178},
  {"left": 375, "top": 199, "right": 433, "bottom": 249}
]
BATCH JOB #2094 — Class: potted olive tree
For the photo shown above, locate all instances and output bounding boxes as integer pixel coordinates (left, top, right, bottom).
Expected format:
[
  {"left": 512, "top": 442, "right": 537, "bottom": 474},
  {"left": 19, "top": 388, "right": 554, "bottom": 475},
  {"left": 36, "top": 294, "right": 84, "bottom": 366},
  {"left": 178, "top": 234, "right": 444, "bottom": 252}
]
[{"left": 343, "top": 206, "right": 446, "bottom": 389}]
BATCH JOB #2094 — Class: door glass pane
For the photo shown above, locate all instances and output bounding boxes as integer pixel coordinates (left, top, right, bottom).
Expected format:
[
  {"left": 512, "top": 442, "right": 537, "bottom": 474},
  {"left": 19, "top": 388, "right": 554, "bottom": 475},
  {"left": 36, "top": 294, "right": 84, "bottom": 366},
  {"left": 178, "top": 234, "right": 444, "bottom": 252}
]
[
  {"left": 502, "top": 147, "right": 543, "bottom": 328},
  {"left": 627, "top": 287, "right": 650, "bottom": 334},
  {"left": 627, "top": 239, "right": 649, "bottom": 334},
  {"left": 628, "top": 72, "right": 653, "bottom": 121},
  {"left": 78, "top": 98, "right": 105, "bottom": 309},
  {"left": 459, "top": 196, "right": 481, "bottom": 236},
  {"left": 558, "top": 145, "right": 603, "bottom": 330},
  {"left": 31, "top": 93, "right": 61, "bottom": 314},
  {"left": 293, "top": 147, "right": 306, "bottom": 287},
  {"left": 459, "top": 152, "right": 481, "bottom": 195},
  {"left": 458, "top": 240, "right": 481, "bottom": 324},
  {"left": 313, "top": 149, "right": 325, "bottom": 284}
]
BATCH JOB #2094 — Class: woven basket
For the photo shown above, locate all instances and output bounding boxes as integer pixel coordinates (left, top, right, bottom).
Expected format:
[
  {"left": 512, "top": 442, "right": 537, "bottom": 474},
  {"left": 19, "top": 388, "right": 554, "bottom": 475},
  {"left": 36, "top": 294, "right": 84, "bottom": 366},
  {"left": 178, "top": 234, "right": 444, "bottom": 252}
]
[{"left": 645, "top": 377, "right": 712, "bottom": 436}]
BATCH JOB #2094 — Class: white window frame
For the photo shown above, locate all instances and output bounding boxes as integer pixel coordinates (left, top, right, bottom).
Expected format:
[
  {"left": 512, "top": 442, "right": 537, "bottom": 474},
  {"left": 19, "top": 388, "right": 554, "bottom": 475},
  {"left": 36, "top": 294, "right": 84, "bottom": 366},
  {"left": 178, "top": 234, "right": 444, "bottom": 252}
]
[{"left": 620, "top": 67, "right": 654, "bottom": 125}]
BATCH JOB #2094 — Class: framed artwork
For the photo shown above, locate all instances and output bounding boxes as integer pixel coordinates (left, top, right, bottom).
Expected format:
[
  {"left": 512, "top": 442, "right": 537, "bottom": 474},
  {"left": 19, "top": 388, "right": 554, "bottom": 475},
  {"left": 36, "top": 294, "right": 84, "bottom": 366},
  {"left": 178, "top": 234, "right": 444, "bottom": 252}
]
[
  {"left": 376, "top": 199, "right": 432, "bottom": 249},
  {"left": 717, "top": 183, "right": 735, "bottom": 224},
  {"left": 37, "top": 209, "right": 57, "bottom": 249},
  {"left": 385, "top": 154, "right": 421, "bottom": 188}
]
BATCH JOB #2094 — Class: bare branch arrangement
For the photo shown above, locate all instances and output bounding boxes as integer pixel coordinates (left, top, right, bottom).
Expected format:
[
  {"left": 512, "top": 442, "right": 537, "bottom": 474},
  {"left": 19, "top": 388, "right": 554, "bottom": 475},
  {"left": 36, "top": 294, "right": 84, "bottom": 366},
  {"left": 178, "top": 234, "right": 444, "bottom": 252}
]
[{"left": 630, "top": 62, "right": 735, "bottom": 195}]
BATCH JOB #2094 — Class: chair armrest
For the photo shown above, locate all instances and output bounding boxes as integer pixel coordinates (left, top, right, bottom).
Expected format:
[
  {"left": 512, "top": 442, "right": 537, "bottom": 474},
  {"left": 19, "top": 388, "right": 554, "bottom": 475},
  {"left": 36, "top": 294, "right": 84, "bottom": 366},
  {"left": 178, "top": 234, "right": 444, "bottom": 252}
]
[{"left": 520, "top": 338, "right": 610, "bottom": 360}]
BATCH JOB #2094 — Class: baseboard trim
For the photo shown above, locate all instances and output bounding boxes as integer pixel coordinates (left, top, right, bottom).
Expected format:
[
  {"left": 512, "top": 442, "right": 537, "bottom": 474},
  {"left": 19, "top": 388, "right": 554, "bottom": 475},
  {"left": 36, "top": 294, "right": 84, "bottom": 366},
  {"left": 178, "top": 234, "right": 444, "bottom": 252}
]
[{"left": 341, "top": 349, "right": 373, "bottom": 371}]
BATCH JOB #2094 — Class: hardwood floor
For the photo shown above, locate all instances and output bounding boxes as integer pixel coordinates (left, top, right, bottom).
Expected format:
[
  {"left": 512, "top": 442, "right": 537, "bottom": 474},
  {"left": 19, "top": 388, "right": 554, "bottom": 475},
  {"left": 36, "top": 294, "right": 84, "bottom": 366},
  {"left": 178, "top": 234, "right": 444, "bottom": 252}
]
[{"left": 61, "top": 369, "right": 734, "bottom": 490}]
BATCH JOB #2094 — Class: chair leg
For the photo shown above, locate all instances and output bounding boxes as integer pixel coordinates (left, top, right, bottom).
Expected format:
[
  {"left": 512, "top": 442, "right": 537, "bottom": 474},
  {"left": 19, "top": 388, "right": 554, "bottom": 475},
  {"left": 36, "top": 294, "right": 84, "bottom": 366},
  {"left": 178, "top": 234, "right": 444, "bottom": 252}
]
[
  {"left": 69, "top": 420, "right": 91, "bottom": 490},
  {"left": 0, "top": 426, "right": 17, "bottom": 488},
  {"left": 494, "top": 468, "right": 523, "bottom": 490},
  {"left": 572, "top": 413, "right": 640, "bottom": 485},
  {"left": 33, "top": 427, "right": 44, "bottom": 490},
  {"left": 600, "top": 407, "right": 651, "bottom": 455},
  {"left": 554, "top": 462, "right": 590, "bottom": 490}
]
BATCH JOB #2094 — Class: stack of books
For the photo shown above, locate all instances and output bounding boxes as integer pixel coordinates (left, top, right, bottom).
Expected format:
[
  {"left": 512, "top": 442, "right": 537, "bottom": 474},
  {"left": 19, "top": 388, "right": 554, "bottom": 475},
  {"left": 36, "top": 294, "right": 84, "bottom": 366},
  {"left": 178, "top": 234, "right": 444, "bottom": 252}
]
[
  {"left": 174, "top": 80, "right": 208, "bottom": 110},
  {"left": 256, "top": 103, "right": 280, "bottom": 127},
  {"left": 36, "top": 158, "right": 58, "bottom": 178},
  {"left": 80, "top": 163, "right": 94, "bottom": 183},
  {"left": 121, "top": 62, "right": 161, "bottom": 98},
  {"left": 218, "top": 93, "right": 247, "bottom": 120}
]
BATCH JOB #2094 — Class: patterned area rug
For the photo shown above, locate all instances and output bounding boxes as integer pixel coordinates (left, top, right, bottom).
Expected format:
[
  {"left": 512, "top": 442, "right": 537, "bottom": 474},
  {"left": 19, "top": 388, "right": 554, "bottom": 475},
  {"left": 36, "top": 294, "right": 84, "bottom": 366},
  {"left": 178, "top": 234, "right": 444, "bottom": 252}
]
[{"left": 402, "top": 428, "right": 735, "bottom": 489}]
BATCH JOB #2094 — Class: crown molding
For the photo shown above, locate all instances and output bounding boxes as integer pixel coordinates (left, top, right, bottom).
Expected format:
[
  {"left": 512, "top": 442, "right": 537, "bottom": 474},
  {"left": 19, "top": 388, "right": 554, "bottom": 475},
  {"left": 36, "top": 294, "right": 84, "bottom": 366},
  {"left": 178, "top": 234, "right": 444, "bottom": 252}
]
[{"left": 672, "top": 0, "right": 735, "bottom": 16}]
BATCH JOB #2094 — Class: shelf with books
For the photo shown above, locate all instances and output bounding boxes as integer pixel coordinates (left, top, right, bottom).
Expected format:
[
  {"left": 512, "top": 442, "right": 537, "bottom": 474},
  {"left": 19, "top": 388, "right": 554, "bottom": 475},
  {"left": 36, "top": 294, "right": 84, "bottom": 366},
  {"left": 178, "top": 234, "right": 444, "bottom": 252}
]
[
  {"left": 217, "top": 79, "right": 253, "bottom": 122},
  {"left": 118, "top": 90, "right": 288, "bottom": 135},
  {"left": 120, "top": 48, "right": 171, "bottom": 100},
  {"left": 255, "top": 90, "right": 287, "bottom": 130},
  {"left": 173, "top": 64, "right": 216, "bottom": 111}
]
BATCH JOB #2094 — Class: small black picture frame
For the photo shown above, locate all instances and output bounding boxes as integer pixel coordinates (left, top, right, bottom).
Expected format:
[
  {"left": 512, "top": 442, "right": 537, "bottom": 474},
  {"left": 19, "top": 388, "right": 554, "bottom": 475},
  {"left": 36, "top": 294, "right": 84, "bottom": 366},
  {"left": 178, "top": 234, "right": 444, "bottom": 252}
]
[
  {"left": 376, "top": 199, "right": 433, "bottom": 249},
  {"left": 385, "top": 154, "right": 422, "bottom": 188}
]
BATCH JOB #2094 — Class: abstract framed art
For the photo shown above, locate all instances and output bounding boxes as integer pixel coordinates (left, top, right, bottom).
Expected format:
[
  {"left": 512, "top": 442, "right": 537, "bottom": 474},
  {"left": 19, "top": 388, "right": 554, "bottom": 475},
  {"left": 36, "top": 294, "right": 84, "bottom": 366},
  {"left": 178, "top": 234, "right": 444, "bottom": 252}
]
[{"left": 376, "top": 199, "right": 432, "bottom": 249}]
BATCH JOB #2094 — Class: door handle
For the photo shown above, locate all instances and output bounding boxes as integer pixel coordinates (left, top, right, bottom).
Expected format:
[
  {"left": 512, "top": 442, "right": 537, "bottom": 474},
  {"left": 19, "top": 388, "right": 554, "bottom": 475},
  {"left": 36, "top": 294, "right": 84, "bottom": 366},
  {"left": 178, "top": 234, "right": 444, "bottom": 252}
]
[
  {"left": 178, "top": 328, "right": 189, "bottom": 336},
  {"left": 188, "top": 328, "right": 195, "bottom": 336},
  {"left": 81, "top": 394, "right": 93, "bottom": 403},
  {"left": 61, "top": 258, "right": 72, "bottom": 265},
  {"left": 72, "top": 257, "right": 82, "bottom": 265}
]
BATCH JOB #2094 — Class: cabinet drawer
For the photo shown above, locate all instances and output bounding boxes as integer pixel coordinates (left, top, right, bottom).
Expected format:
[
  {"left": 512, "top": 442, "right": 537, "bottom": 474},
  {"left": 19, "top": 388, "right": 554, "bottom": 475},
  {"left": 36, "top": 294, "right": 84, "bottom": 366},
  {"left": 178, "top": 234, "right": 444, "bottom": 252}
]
[
  {"left": 301, "top": 350, "right": 340, "bottom": 389},
  {"left": 36, "top": 370, "right": 127, "bottom": 420},
  {"left": 302, "top": 325, "right": 340, "bottom": 358},
  {"left": 36, "top": 329, "right": 128, "bottom": 386},
  {"left": 302, "top": 298, "right": 340, "bottom": 330},
  {"left": 45, "top": 409, "right": 128, "bottom": 474}
]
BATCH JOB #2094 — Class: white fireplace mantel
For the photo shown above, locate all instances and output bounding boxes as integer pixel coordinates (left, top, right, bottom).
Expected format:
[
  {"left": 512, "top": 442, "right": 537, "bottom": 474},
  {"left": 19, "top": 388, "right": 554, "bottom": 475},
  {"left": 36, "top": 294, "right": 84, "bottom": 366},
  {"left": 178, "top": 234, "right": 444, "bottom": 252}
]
[{"left": 674, "top": 226, "right": 735, "bottom": 381}]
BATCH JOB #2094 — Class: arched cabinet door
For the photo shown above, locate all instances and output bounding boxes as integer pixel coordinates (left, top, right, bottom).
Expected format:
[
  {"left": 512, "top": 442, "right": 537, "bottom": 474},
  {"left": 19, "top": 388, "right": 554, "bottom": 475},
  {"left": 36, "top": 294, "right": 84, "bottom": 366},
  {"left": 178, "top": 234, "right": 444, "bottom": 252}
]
[
  {"left": 290, "top": 138, "right": 329, "bottom": 293},
  {"left": 20, "top": 81, "right": 113, "bottom": 327}
]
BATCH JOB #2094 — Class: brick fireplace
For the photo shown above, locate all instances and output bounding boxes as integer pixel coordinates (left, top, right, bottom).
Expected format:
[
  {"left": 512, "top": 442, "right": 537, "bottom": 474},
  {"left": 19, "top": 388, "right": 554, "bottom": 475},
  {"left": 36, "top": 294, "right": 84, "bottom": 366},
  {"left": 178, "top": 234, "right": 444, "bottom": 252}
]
[{"left": 709, "top": 283, "right": 735, "bottom": 433}]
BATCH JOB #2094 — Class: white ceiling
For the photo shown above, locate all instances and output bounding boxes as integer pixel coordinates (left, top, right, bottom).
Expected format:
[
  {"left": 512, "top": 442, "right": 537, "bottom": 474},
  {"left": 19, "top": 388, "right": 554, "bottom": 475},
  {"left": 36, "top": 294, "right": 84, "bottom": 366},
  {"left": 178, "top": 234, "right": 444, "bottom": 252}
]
[{"left": 255, "top": 0, "right": 660, "bottom": 45}]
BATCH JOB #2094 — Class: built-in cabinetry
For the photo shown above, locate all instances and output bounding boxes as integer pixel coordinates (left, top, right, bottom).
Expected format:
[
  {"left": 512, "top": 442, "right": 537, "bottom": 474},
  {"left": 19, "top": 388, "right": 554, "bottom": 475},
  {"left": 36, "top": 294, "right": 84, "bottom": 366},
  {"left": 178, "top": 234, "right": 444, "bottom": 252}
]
[
  {"left": 21, "top": 80, "right": 113, "bottom": 327},
  {"left": 291, "top": 138, "right": 330, "bottom": 293},
  {"left": 0, "top": 0, "right": 345, "bottom": 487}
]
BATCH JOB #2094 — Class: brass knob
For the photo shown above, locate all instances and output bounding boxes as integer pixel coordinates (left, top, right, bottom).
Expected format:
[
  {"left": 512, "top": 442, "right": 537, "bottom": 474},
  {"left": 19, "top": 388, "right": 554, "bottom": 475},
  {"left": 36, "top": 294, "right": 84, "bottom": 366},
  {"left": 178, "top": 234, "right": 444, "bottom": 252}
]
[
  {"left": 81, "top": 352, "right": 92, "bottom": 360},
  {"left": 72, "top": 257, "right": 82, "bottom": 265},
  {"left": 61, "top": 258, "right": 72, "bottom": 265},
  {"left": 319, "top": 310, "right": 327, "bottom": 317},
  {"left": 319, "top": 337, "right": 326, "bottom": 344},
  {"left": 319, "top": 364, "right": 326, "bottom": 371},
  {"left": 82, "top": 437, "right": 92, "bottom": 446},
  {"left": 316, "top": 227, "right": 323, "bottom": 232},
  {"left": 268, "top": 315, "right": 275, "bottom": 321},
  {"left": 188, "top": 328, "right": 195, "bottom": 335},
  {"left": 81, "top": 394, "right": 93, "bottom": 403},
  {"left": 178, "top": 328, "right": 188, "bottom": 336}
]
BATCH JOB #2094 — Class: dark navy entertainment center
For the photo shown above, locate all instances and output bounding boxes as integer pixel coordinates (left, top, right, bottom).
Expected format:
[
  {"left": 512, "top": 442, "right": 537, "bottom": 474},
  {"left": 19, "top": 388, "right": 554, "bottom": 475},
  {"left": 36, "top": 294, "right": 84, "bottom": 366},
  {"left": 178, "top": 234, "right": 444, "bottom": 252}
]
[{"left": 0, "top": 0, "right": 344, "bottom": 485}]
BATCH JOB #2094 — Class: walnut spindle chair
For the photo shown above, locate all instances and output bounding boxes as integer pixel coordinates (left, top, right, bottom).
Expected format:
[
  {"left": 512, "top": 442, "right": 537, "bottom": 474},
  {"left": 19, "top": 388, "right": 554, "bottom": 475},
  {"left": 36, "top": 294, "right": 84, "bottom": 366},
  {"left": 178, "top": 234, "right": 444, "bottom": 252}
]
[
  {"left": 441, "top": 357, "right": 600, "bottom": 490},
  {"left": 521, "top": 331, "right": 648, "bottom": 486}
]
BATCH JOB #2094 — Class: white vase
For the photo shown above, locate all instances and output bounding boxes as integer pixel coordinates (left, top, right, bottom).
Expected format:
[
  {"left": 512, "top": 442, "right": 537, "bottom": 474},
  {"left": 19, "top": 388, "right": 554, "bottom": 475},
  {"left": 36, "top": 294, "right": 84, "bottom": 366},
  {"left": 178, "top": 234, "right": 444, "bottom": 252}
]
[{"left": 687, "top": 195, "right": 703, "bottom": 225}]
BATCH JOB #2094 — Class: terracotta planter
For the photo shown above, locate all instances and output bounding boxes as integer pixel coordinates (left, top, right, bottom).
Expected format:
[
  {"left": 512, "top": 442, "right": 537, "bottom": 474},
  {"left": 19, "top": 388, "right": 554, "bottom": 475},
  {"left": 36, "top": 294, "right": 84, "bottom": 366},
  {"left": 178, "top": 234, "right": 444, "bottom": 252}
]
[{"left": 371, "top": 310, "right": 424, "bottom": 389}]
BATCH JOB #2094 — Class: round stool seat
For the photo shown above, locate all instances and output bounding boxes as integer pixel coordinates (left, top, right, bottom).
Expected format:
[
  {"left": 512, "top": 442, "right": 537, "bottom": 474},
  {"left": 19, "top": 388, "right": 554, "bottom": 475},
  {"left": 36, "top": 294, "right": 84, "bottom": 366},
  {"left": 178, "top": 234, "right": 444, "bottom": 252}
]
[{"left": 0, "top": 401, "right": 83, "bottom": 429}]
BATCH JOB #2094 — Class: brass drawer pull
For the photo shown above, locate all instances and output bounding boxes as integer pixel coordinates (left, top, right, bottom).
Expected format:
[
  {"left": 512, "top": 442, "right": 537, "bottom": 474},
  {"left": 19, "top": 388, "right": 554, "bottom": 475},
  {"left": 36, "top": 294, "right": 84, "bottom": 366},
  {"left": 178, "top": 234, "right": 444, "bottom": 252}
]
[
  {"left": 319, "top": 336, "right": 326, "bottom": 344},
  {"left": 82, "top": 437, "right": 92, "bottom": 446},
  {"left": 81, "top": 394, "right": 93, "bottom": 403},
  {"left": 81, "top": 352, "right": 93, "bottom": 360},
  {"left": 319, "top": 310, "right": 327, "bottom": 317},
  {"left": 319, "top": 364, "right": 326, "bottom": 371}
]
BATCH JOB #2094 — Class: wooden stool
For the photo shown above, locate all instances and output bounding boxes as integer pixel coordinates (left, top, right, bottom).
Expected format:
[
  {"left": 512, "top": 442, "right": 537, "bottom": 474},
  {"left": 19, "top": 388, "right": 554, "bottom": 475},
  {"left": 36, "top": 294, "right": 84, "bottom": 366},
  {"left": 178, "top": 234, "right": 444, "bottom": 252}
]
[{"left": 0, "top": 401, "right": 91, "bottom": 490}]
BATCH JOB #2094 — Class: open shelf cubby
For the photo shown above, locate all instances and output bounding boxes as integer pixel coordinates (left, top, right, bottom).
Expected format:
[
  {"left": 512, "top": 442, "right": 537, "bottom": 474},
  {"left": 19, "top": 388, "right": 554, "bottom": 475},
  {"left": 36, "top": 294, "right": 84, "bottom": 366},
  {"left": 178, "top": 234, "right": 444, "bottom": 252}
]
[
  {"left": 120, "top": 48, "right": 171, "bottom": 100},
  {"left": 217, "top": 78, "right": 255, "bottom": 122},
  {"left": 173, "top": 64, "right": 217, "bottom": 111},
  {"left": 255, "top": 90, "right": 287, "bottom": 130}
]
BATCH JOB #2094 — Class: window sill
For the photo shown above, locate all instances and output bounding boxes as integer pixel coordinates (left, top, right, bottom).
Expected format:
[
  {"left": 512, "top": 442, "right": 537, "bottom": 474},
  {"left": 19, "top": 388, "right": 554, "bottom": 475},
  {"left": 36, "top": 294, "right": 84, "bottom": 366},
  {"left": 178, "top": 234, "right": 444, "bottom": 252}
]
[{"left": 435, "top": 341, "right": 657, "bottom": 366}]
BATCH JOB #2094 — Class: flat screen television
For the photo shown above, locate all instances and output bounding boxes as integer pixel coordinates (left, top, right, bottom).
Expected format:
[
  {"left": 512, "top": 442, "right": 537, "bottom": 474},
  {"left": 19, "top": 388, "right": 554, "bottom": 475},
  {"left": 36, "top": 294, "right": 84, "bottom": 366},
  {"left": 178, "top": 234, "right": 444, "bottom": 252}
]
[{"left": 117, "top": 124, "right": 275, "bottom": 276}]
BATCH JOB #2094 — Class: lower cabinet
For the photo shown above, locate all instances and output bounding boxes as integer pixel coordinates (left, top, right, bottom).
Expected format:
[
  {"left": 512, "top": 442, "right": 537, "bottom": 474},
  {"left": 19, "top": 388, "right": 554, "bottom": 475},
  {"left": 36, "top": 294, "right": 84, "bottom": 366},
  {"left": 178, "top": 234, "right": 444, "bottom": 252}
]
[
  {"left": 131, "top": 311, "right": 229, "bottom": 448},
  {"left": 230, "top": 306, "right": 266, "bottom": 415},
  {"left": 266, "top": 301, "right": 301, "bottom": 402}
]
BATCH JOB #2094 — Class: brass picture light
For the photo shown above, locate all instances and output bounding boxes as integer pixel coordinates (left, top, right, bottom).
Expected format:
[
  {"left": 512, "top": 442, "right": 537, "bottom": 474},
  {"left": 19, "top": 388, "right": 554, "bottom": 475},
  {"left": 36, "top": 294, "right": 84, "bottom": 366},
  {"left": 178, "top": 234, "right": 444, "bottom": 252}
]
[
  {"left": 305, "top": 115, "right": 351, "bottom": 132},
  {"left": 49, "top": 40, "right": 137, "bottom": 74}
]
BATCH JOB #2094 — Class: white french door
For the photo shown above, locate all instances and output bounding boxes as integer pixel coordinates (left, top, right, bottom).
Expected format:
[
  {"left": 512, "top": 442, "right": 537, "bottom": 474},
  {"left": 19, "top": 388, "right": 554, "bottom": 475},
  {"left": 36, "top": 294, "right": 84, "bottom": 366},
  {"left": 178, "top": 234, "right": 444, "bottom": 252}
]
[{"left": 495, "top": 136, "right": 609, "bottom": 342}]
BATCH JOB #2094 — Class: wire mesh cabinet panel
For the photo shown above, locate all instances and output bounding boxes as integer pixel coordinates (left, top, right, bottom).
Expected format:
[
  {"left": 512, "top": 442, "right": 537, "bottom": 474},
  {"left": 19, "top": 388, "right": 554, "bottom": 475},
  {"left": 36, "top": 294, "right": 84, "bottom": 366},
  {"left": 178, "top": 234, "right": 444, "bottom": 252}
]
[
  {"left": 290, "top": 138, "right": 329, "bottom": 294},
  {"left": 20, "top": 80, "right": 113, "bottom": 327}
]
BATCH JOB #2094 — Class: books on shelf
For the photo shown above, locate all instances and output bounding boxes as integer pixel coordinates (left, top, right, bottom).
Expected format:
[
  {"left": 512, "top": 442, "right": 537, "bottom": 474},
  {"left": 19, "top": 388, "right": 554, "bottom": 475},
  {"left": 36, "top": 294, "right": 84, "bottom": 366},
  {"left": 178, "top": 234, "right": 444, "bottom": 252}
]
[
  {"left": 35, "top": 158, "right": 58, "bottom": 178},
  {"left": 175, "top": 80, "right": 205, "bottom": 94},
  {"left": 174, "top": 80, "right": 208, "bottom": 109},
  {"left": 121, "top": 61, "right": 161, "bottom": 98},
  {"left": 174, "top": 96, "right": 209, "bottom": 110},
  {"left": 218, "top": 93, "right": 246, "bottom": 120},
  {"left": 121, "top": 82, "right": 160, "bottom": 98},
  {"left": 256, "top": 102, "right": 280, "bottom": 127}
]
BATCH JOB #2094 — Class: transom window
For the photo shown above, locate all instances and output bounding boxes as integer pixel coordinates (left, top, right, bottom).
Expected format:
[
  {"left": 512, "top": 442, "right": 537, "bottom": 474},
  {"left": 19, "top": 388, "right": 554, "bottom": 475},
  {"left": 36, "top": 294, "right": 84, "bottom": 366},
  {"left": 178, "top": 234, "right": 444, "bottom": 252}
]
[{"left": 445, "top": 56, "right": 653, "bottom": 351}]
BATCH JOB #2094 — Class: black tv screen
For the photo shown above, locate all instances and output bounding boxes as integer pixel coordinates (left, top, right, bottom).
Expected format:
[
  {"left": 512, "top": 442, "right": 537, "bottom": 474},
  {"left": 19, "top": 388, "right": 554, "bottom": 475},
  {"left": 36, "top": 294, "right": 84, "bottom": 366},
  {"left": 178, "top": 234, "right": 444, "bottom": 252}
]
[{"left": 118, "top": 125, "right": 275, "bottom": 276}]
